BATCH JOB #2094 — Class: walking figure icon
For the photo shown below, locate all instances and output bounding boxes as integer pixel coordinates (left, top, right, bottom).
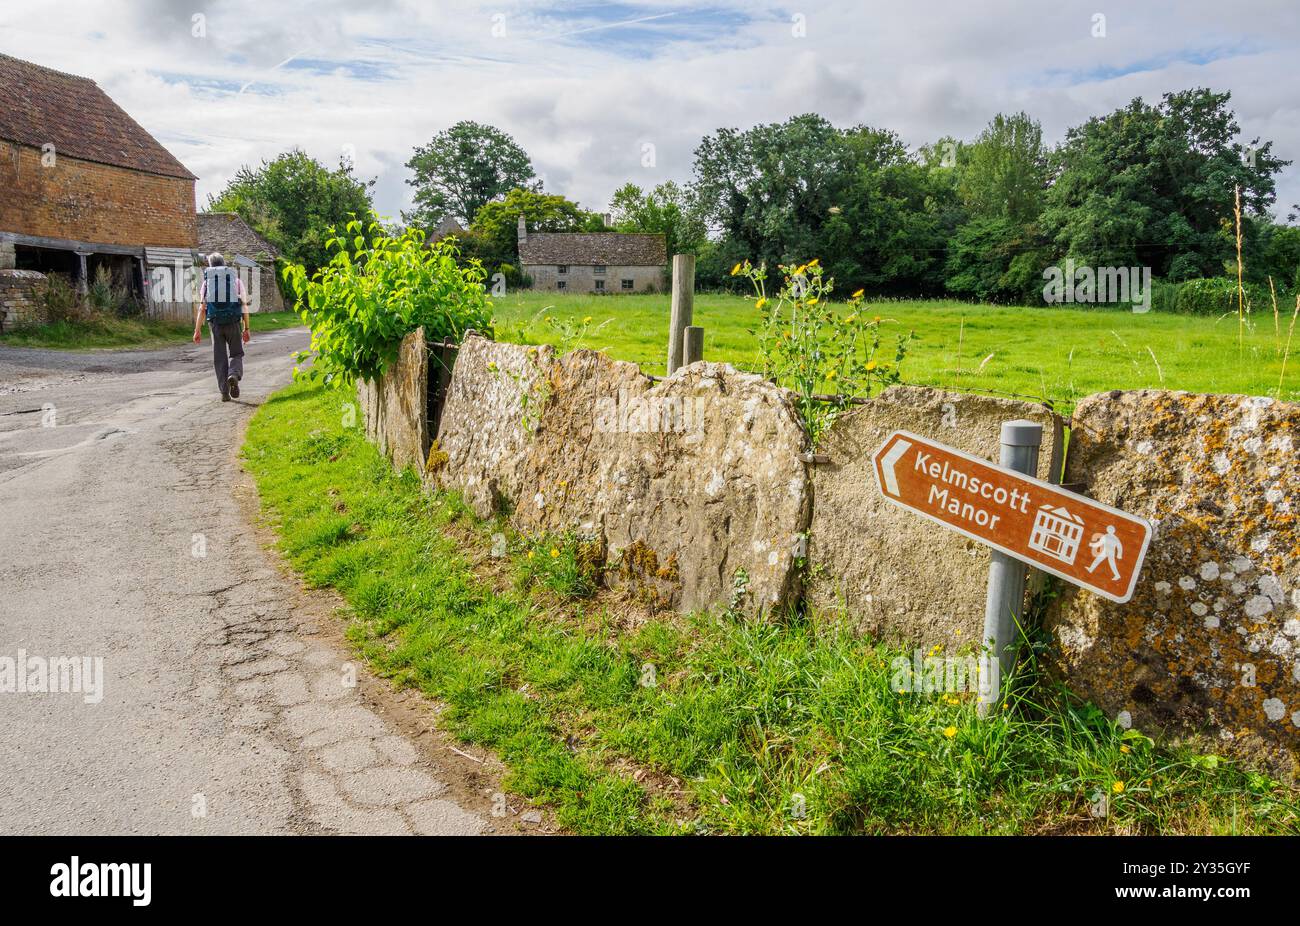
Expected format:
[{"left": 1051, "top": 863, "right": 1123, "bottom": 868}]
[{"left": 1086, "top": 526, "right": 1124, "bottom": 581}]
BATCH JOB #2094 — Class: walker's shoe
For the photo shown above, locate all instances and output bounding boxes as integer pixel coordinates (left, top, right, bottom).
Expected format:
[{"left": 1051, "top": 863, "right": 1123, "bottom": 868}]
[
  {"left": 227, "top": 375, "right": 240, "bottom": 398},
  {"left": 221, "top": 393, "right": 232, "bottom": 402}
]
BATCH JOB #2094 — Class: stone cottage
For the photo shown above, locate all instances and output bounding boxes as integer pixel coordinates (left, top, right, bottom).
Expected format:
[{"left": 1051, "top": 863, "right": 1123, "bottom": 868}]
[
  {"left": 197, "top": 212, "right": 286, "bottom": 312},
  {"left": 517, "top": 217, "right": 666, "bottom": 293},
  {"left": 0, "top": 53, "right": 198, "bottom": 324}
]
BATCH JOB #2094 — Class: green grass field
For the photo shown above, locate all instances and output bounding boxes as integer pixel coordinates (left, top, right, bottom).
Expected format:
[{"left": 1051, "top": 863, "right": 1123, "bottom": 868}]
[
  {"left": 243, "top": 382, "right": 1299, "bottom": 835},
  {"left": 491, "top": 291, "right": 1299, "bottom": 410},
  {"left": 0, "top": 310, "right": 303, "bottom": 351}
]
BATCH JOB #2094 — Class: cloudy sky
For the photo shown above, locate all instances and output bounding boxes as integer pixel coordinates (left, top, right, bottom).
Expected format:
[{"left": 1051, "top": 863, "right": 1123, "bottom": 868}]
[{"left": 3, "top": 0, "right": 1298, "bottom": 222}]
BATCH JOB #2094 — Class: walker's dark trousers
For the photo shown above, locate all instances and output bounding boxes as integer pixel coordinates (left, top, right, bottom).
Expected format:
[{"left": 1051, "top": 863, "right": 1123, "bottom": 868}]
[{"left": 211, "top": 321, "right": 244, "bottom": 395}]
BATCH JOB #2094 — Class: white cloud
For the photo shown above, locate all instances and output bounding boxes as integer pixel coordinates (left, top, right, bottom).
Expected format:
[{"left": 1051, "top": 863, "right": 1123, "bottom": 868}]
[{"left": 2, "top": 0, "right": 1297, "bottom": 221}]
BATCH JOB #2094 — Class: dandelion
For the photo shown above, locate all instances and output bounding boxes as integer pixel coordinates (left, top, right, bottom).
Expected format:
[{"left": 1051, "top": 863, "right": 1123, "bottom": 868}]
[
  {"left": 807, "top": 297, "right": 818, "bottom": 305},
  {"left": 1120, "top": 744, "right": 1130, "bottom": 754},
  {"left": 550, "top": 547, "right": 560, "bottom": 558},
  {"left": 583, "top": 316, "right": 592, "bottom": 324},
  {"left": 756, "top": 298, "right": 768, "bottom": 310},
  {"left": 866, "top": 360, "right": 878, "bottom": 371},
  {"left": 527, "top": 551, "right": 535, "bottom": 560},
  {"left": 826, "top": 370, "right": 837, "bottom": 381},
  {"left": 943, "top": 726, "right": 957, "bottom": 739},
  {"left": 1112, "top": 781, "right": 1125, "bottom": 794}
]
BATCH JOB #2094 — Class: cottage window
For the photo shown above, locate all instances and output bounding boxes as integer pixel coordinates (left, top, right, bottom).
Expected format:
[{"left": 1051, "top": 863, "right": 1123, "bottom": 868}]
[
  {"left": 557, "top": 265, "right": 568, "bottom": 274},
  {"left": 556, "top": 280, "right": 567, "bottom": 290},
  {"left": 621, "top": 278, "right": 634, "bottom": 291},
  {"left": 593, "top": 265, "right": 606, "bottom": 275},
  {"left": 594, "top": 279, "right": 605, "bottom": 291}
]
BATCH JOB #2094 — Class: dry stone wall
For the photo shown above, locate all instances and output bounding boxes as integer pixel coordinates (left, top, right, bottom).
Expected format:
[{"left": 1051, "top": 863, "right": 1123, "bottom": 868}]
[
  {"left": 0, "top": 269, "right": 45, "bottom": 327},
  {"left": 357, "top": 327, "right": 429, "bottom": 473},
  {"left": 368, "top": 337, "right": 1299, "bottom": 772},
  {"left": 1048, "top": 391, "right": 1299, "bottom": 773},
  {"left": 427, "top": 335, "right": 810, "bottom": 615}
]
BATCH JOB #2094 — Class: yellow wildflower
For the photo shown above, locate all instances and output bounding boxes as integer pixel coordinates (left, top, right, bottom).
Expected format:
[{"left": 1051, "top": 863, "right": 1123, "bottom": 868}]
[
  {"left": 1112, "top": 781, "right": 1125, "bottom": 794},
  {"left": 527, "top": 551, "right": 535, "bottom": 560},
  {"left": 583, "top": 316, "right": 592, "bottom": 324},
  {"left": 1120, "top": 744, "right": 1130, "bottom": 754},
  {"left": 550, "top": 547, "right": 560, "bottom": 558},
  {"left": 807, "top": 259, "right": 820, "bottom": 268},
  {"left": 943, "top": 726, "right": 957, "bottom": 739},
  {"left": 756, "top": 298, "right": 768, "bottom": 310},
  {"left": 851, "top": 288, "right": 864, "bottom": 298},
  {"left": 845, "top": 313, "right": 857, "bottom": 323},
  {"left": 730, "top": 263, "right": 742, "bottom": 276},
  {"left": 866, "top": 360, "right": 878, "bottom": 371}
]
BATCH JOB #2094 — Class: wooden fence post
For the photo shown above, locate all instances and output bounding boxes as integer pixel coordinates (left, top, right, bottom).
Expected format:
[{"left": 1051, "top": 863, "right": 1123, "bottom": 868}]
[
  {"left": 666, "top": 253, "right": 695, "bottom": 375},
  {"left": 684, "top": 325, "right": 704, "bottom": 366}
]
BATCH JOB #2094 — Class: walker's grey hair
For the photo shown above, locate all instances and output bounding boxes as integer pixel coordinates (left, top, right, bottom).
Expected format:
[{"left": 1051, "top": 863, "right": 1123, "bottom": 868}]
[{"left": 207, "top": 252, "right": 225, "bottom": 267}]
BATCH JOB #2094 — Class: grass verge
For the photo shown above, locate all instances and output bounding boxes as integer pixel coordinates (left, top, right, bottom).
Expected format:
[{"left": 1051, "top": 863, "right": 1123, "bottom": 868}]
[
  {"left": 0, "top": 310, "right": 302, "bottom": 350},
  {"left": 243, "top": 381, "right": 1300, "bottom": 835}
]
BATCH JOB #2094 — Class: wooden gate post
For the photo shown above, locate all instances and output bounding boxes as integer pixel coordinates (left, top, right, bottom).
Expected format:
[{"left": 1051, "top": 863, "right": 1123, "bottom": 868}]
[{"left": 666, "top": 254, "right": 695, "bottom": 375}]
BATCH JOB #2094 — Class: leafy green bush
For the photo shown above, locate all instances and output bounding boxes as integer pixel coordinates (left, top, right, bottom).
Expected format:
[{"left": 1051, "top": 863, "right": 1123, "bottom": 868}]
[
  {"left": 32, "top": 273, "right": 87, "bottom": 325},
  {"left": 284, "top": 215, "right": 494, "bottom": 387},
  {"left": 1172, "top": 277, "right": 1272, "bottom": 316}
]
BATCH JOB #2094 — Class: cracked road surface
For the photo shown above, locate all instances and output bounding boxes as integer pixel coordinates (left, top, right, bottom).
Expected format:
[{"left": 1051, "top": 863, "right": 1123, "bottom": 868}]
[{"left": 0, "top": 332, "right": 494, "bottom": 835}]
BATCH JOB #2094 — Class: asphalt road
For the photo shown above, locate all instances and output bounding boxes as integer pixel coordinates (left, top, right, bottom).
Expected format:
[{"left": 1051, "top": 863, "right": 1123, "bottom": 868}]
[{"left": 0, "top": 332, "right": 494, "bottom": 835}]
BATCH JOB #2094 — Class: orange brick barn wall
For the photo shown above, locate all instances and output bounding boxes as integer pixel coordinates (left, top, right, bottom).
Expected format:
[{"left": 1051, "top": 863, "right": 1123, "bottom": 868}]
[{"left": 0, "top": 141, "right": 196, "bottom": 247}]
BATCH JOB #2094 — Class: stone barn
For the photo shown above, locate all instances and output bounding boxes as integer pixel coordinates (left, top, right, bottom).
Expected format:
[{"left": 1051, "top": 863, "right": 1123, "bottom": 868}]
[
  {"left": 197, "top": 212, "right": 286, "bottom": 312},
  {"left": 517, "top": 217, "right": 666, "bottom": 293},
  {"left": 0, "top": 52, "right": 198, "bottom": 325}
]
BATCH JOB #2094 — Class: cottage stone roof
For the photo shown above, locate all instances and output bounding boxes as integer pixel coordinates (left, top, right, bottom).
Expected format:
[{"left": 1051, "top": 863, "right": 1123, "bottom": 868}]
[
  {"left": 197, "top": 213, "right": 280, "bottom": 262},
  {"left": 432, "top": 216, "right": 464, "bottom": 239},
  {"left": 0, "top": 53, "right": 196, "bottom": 181},
  {"left": 519, "top": 232, "right": 666, "bottom": 266}
]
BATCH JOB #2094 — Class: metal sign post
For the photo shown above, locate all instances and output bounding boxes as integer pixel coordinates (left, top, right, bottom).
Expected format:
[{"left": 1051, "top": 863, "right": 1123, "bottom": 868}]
[{"left": 978, "top": 421, "right": 1041, "bottom": 715}]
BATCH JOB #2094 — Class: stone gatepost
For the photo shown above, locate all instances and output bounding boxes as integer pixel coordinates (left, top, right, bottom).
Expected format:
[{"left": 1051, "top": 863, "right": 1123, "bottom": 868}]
[{"left": 0, "top": 240, "right": 15, "bottom": 271}]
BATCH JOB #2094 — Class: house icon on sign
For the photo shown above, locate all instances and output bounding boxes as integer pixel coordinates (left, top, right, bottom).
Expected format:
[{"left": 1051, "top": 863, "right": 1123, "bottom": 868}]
[{"left": 1028, "top": 504, "right": 1085, "bottom": 565}]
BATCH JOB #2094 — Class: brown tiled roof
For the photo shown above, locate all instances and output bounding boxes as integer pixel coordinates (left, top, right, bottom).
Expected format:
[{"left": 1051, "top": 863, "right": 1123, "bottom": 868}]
[
  {"left": 198, "top": 212, "right": 280, "bottom": 261},
  {"left": 519, "top": 232, "right": 666, "bottom": 266},
  {"left": 0, "top": 53, "right": 196, "bottom": 180}
]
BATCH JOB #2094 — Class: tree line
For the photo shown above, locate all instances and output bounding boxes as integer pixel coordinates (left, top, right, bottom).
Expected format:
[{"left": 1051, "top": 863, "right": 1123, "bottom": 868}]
[{"left": 208, "top": 87, "right": 1298, "bottom": 305}]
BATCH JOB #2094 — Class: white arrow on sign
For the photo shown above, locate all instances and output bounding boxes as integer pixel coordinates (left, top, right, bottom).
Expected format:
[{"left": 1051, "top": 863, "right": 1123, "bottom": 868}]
[{"left": 878, "top": 437, "right": 911, "bottom": 497}]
